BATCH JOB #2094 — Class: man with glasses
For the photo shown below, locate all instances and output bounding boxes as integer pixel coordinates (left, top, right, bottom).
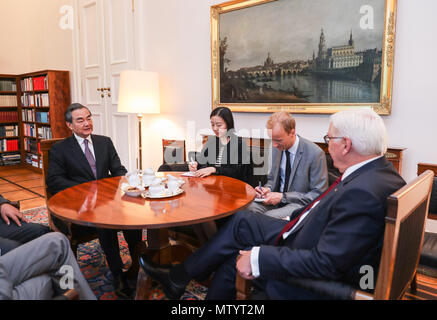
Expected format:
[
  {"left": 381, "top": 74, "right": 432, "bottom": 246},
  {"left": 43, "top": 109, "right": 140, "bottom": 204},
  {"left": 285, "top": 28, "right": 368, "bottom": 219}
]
[
  {"left": 248, "top": 111, "right": 329, "bottom": 219},
  {"left": 46, "top": 103, "right": 142, "bottom": 299},
  {"left": 140, "top": 109, "right": 406, "bottom": 300}
]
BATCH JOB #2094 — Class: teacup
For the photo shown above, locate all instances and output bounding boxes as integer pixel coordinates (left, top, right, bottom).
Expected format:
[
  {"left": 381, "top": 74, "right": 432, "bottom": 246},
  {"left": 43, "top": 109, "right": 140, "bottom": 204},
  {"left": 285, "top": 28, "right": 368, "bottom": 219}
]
[
  {"left": 149, "top": 184, "right": 165, "bottom": 197},
  {"left": 167, "top": 179, "right": 180, "bottom": 192},
  {"left": 127, "top": 174, "right": 140, "bottom": 187}
]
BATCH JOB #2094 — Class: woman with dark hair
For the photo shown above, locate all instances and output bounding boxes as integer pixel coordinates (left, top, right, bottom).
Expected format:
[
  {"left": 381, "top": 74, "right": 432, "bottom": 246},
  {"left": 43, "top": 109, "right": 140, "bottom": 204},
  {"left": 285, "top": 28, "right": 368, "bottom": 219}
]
[{"left": 189, "top": 107, "right": 252, "bottom": 184}]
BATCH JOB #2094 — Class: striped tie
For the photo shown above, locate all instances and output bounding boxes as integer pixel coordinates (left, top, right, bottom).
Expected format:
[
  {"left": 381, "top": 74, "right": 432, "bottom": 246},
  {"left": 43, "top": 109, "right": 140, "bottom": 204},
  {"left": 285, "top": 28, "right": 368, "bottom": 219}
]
[{"left": 275, "top": 175, "right": 342, "bottom": 245}]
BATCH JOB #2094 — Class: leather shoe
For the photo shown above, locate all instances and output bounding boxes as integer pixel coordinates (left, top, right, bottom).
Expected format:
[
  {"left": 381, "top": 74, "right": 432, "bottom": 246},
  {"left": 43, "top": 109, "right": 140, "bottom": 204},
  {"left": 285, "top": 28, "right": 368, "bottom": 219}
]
[
  {"left": 139, "top": 255, "right": 186, "bottom": 300},
  {"left": 113, "top": 273, "right": 133, "bottom": 299}
]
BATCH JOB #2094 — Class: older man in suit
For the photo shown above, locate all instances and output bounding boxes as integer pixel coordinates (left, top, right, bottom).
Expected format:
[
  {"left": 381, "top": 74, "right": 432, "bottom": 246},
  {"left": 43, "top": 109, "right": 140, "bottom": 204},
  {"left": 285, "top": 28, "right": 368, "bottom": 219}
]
[
  {"left": 46, "top": 103, "right": 142, "bottom": 299},
  {"left": 249, "top": 112, "right": 328, "bottom": 219},
  {"left": 140, "top": 109, "right": 406, "bottom": 300}
]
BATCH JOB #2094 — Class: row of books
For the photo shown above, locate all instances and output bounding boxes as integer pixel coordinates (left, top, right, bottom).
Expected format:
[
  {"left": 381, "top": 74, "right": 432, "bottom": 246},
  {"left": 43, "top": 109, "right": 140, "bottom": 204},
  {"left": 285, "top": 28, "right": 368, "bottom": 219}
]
[
  {"left": 38, "top": 126, "right": 52, "bottom": 139},
  {"left": 0, "top": 95, "right": 17, "bottom": 106},
  {"left": 25, "top": 153, "right": 42, "bottom": 168},
  {"left": 0, "top": 125, "right": 18, "bottom": 137},
  {"left": 21, "top": 77, "right": 34, "bottom": 91},
  {"left": 0, "top": 153, "right": 21, "bottom": 166},
  {"left": 0, "top": 111, "right": 18, "bottom": 122},
  {"left": 22, "top": 109, "right": 35, "bottom": 122},
  {"left": 21, "top": 76, "right": 49, "bottom": 92},
  {"left": 21, "top": 93, "right": 34, "bottom": 107},
  {"left": 24, "top": 138, "right": 40, "bottom": 154},
  {"left": 35, "top": 93, "right": 49, "bottom": 107},
  {"left": 0, "top": 139, "right": 19, "bottom": 152},
  {"left": 23, "top": 123, "right": 36, "bottom": 137},
  {"left": 36, "top": 111, "right": 50, "bottom": 124},
  {"left": 21, "top": 93, "right": 50, "bottom": 107},
  {"left": 0, "top": 80, "right": 17, "bottom": 92}
]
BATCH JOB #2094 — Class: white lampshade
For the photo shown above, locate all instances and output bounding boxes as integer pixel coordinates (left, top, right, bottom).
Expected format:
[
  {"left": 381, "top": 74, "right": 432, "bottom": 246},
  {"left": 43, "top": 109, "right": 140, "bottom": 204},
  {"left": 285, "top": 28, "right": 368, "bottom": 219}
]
[{"left": 118, "top": 70, "right": 160, "bottom": 114}]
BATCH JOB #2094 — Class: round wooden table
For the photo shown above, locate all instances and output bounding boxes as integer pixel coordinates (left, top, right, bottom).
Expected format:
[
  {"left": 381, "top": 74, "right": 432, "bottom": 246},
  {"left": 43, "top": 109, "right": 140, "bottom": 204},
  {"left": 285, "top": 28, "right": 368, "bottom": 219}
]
[
  {"left": 47, "top": 172, "right": 255, "bottom": 230},
  {"left": 48, "top": 172, "right": 255, "bottom": 299}
]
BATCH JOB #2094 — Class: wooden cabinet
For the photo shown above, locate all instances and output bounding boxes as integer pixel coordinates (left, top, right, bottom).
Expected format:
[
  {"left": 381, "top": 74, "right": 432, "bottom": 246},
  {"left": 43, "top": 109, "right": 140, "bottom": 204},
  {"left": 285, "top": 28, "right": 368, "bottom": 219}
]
[{"left": 0, "top": 70, "right": 71, "bottom": 171}]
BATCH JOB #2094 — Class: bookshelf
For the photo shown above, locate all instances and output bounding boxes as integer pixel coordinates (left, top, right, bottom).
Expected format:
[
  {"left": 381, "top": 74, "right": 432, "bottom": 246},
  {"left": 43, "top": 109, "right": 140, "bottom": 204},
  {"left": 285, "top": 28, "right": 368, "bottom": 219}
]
[
  {"left": 0, "top": 70, "right": 71, "bottom": 171},
  {"left": 0, "top": 74, "right": 21, "bottom": 166}
]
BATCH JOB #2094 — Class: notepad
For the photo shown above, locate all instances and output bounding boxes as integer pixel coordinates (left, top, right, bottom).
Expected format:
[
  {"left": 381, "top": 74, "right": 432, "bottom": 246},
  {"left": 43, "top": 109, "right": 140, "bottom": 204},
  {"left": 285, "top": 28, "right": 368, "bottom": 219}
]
[{"left": 181, "top": 171, "right": 196, "bottom": 177}]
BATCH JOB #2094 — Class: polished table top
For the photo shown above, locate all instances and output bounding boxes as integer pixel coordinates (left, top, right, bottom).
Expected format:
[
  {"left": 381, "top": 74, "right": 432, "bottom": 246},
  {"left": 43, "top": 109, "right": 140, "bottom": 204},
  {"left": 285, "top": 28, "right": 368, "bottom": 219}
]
[{"left": 47, "top": 172, "right": 256, "bottom": 230}]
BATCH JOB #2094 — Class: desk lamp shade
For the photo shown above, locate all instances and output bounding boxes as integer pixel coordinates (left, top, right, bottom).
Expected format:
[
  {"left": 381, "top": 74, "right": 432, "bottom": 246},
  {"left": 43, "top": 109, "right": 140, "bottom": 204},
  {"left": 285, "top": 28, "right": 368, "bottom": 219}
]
[{"left": 118, "top": 70, "right": 160, "bottom": 114}]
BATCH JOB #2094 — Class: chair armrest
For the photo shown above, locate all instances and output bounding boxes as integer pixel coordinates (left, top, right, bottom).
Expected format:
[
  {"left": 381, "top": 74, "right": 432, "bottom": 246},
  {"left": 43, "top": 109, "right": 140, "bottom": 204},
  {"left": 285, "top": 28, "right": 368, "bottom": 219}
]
[
  {"left": 236, "top": 273, "right": 359, "bottom": 300},
  {"left": 284, "top": 277, "right": 356, "bottom": 300}
]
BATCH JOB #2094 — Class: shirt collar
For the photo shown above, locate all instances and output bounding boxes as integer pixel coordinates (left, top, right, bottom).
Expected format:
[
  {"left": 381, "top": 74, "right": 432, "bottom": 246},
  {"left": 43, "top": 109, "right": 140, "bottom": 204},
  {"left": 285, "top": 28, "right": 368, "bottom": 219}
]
[
  {"left": 286, "top": 135, "right": 299, "bottom": 155},
  {"left": 341, "top": 155, "right": 383, "bottom": 181},
  {"left": 73, "top": 133, "right": 92, "bottom": 146}
]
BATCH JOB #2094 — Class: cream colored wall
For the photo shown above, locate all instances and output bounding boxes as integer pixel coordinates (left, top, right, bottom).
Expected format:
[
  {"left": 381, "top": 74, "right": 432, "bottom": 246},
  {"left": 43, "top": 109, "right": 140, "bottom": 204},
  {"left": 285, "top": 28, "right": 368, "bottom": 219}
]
[
  {"left": 0, "top": 0, "right": 73, "bottom": 74},
  {"left": 139, "top": 0, "right": 437, "bottom": 184}
]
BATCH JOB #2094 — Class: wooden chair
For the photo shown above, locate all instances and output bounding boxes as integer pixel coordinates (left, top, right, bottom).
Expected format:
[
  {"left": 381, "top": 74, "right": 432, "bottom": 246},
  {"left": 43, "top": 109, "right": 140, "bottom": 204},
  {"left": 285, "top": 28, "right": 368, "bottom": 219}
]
[
  {"left": 162, "top": 139, "right": 186, "bottom": 164},
  {"left": 417, "top": 163, "right": 437, "bottom": 277},
  {"left": 40, "top": 138, "right": 98, "bottom": 257},
  {"left": 236, "top": 170, "right": 434, "bottom": 300}
]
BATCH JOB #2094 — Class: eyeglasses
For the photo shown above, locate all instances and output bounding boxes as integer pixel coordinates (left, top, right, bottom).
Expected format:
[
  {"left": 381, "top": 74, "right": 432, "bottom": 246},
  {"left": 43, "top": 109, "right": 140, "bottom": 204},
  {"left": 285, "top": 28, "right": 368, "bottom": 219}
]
[{"left": 323, "top": 134, "right": 345, "bottom": 144}]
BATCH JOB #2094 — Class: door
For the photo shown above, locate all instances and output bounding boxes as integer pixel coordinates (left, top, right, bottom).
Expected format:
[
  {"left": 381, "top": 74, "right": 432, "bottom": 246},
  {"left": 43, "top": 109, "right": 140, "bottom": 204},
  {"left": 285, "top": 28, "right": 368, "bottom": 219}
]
[{"left": 77, "top": 0, "right": 137, "bottom": 171}]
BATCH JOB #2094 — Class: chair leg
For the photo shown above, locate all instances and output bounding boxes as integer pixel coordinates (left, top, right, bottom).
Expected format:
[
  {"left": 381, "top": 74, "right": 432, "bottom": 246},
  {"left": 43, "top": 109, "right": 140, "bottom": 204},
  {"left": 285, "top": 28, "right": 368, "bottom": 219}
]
[
  {"left": 135, "top": 268, "right": 152, "bottom": 300},
  {"left": 410, "top": 272, "right": 417, "bottom": 293}
]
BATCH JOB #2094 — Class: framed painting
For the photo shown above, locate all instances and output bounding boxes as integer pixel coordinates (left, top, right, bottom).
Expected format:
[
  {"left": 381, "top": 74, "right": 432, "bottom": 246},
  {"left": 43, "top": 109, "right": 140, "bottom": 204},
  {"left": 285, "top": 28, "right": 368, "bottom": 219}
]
[{"left": 211, "top": 0, "right": 397, "bottom": 114}]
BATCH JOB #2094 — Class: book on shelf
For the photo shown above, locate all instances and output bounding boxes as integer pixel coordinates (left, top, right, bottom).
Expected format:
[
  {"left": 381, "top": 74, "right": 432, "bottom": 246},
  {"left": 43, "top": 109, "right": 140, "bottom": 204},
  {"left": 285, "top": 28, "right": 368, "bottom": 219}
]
[
  {"left": 37, "top": 126, "right": 52, "bottom": 139},
  {"left": 36, "top": 111, "right": 50, "bottom": 123},
  {"left": 23, "top": 123, "right": 36, "bottom": 137},
  {"left": 0, "top": 139, "right": 19, "bottom": 152},
  {"left": 35, "top": 93, "right": 49, "bottom": 107},
  {"left": 21, "top": 93, "right": 35, "bottom": 107},
  {"left": 25, "top": 153, "right": 40, "bottom": 168},
  {"left": 0, "top": 95, "right": 17, "bottom": 106},
  {"left": 21, "top": 77, "right": 33, "bottom": 91},
  {"left": 0, "top": 80, "right": 17, "bottom": 91},
  {"left": 32, "top": 76, "right": 48, "bottom": 91},
  {"left": 0, "top": 125, "right": 18, "bottom": 137},
  {"left": 0, "top": 152, "right": 21, "bottom": 166},
  {"left": 24, "top": 138, "right": 38, "bottom": 153},
  {"left": 0, "top": 111, "right": 18, "bottom": 122},
  {"left": 21, "top": 109, "right": 35, "bottom": 122}
]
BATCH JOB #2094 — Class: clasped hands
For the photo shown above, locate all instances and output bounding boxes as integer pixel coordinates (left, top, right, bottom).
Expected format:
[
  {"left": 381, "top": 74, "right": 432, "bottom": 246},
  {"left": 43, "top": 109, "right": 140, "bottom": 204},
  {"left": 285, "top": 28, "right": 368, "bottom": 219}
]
[
  {"left": 255, "top": 186, "right": 283, "bottom": 206},
  {"left": 188, "top": 161, "right": 217, "bottom": 178}
]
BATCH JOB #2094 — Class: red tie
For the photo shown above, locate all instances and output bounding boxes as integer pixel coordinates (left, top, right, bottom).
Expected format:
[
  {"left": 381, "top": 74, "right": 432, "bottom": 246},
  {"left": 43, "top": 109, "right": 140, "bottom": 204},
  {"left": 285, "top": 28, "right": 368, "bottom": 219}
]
[{"left": 274, "top": 175, "right": 343, "bottom": 245}]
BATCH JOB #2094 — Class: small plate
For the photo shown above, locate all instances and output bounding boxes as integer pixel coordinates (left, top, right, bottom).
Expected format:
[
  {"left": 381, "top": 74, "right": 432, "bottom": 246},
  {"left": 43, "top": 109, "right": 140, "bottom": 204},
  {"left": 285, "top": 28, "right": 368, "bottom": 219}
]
[
  {"left": 142, "top": 188, "right": 184, "bottom": 199},
  {"left": 121, "top": 185, "right": 146, "bottom": 197}
]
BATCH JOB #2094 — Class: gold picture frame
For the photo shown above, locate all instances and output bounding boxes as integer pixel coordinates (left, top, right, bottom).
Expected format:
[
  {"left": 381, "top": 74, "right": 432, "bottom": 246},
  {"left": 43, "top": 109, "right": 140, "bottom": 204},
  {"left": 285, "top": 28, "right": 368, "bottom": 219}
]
[{"left": 211, "top": 0, "right": 397, "bottom": 114}]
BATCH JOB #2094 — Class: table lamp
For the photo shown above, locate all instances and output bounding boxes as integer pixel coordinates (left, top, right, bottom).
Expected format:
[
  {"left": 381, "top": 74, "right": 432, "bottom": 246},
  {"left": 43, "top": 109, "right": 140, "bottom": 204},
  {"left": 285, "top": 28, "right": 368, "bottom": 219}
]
[{"left": 118, "top": 70, "right": 160, "bottom": 170}]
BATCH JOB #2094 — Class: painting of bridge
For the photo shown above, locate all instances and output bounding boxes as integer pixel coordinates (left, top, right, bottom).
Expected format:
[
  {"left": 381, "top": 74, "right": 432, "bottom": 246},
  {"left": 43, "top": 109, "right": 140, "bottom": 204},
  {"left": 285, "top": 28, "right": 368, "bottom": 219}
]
[{"left": 211, "top": 0, "right": 396, "bottom": 114}]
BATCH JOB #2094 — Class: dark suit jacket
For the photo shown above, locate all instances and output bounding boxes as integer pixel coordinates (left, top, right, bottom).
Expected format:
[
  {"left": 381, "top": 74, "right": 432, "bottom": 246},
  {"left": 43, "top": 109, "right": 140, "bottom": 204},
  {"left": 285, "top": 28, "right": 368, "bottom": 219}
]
[
  {"left": 196, "top": 133, "right": 252, "bottom": 184},
  {"left": 258, "top": 156, "right": 406, "bottom": 288},
  {"left": 47, "top": 134, "right": 127, "bottom": 195}
]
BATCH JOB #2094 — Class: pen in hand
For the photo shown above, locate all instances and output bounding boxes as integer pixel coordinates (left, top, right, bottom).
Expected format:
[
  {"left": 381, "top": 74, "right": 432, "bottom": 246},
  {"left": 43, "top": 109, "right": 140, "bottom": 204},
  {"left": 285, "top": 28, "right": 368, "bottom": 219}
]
[{"left": 258, "top": 181, "right": 263, "bottom": 199}]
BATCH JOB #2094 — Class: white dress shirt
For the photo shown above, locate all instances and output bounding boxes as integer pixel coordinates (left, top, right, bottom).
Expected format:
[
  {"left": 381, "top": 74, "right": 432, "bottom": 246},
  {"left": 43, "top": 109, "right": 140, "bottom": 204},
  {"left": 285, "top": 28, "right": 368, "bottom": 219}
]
[
  {"left": 250, "top": 155, "right": 383, "bottom": 278},
  {"left": 73, "top": 133, "right": 96, "bottom": 159}
]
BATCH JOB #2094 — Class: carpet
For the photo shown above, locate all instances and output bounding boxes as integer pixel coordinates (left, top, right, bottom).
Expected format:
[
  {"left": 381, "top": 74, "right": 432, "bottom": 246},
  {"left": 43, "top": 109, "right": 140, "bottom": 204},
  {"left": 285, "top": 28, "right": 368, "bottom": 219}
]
[{"left": 23, "top": 206, "right": 207, "bottom": 300}]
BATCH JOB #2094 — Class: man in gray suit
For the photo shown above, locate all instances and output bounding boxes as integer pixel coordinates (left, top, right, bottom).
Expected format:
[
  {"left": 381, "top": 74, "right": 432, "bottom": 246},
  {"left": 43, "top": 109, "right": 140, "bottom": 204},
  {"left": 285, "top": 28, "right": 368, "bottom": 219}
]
[
  {"left": 0, "top": 232, "right": 96, "bottom": 300},
  {"left": 249, "top": 112, "right": 328, "bottom": 219}
]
